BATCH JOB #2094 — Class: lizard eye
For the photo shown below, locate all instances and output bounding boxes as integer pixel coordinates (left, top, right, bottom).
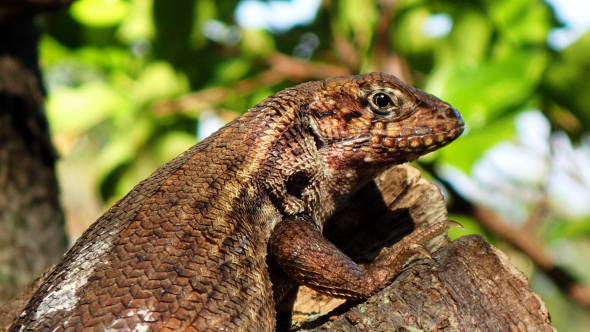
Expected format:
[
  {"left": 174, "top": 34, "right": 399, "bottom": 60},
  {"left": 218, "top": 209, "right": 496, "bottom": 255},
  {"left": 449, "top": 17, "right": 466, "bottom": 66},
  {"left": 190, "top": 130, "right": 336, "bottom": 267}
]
[
  {"left": 370, "top": 92, "right": 396, "bottom": 115},
  {"left": 374, "top": 93, "right": 391, "bottom": 108}
]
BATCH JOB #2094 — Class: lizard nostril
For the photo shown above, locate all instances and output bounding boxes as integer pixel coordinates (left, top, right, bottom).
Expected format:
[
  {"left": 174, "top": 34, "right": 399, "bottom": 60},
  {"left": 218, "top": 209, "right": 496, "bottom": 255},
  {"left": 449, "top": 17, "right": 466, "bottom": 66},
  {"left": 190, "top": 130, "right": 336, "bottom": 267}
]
[{"left": 443, "top": 106, "right": 464, "bottom": 126}]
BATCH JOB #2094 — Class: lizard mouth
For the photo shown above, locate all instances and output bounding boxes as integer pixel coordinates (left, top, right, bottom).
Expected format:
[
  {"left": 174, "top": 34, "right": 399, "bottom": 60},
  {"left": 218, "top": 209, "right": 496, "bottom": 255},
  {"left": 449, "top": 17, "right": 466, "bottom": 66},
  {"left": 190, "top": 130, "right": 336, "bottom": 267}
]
[{"left": 333, "top": 125, "right": 465, "bottom": 152}]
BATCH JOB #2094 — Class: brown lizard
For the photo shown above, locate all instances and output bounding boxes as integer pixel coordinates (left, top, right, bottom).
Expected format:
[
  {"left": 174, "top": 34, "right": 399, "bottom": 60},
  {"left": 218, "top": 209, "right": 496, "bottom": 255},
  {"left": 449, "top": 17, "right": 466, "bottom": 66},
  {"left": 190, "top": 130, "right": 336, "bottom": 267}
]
[{"left": 11, "top": 72, "right": 464, "bottom": 332}]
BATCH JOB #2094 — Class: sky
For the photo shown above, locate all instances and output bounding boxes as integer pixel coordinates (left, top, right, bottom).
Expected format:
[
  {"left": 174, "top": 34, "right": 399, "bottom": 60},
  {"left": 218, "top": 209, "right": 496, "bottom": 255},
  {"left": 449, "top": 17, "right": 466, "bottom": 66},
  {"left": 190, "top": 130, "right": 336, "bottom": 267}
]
[
  {"left": 545, "top": 0, "right": 590, "bottom": 49},
  {"left": 235, "top": 0, "right": 321, "bottom": 32}
]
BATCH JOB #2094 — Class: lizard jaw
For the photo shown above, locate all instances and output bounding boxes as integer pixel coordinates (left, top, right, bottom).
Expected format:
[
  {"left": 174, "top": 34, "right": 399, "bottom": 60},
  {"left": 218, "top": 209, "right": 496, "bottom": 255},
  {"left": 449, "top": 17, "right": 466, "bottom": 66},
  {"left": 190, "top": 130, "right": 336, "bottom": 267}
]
[
  {"left": 333, "top": 125, "right": 464, "bottom": 149},
  {"left": 330, "top": 124, "right": 464, "bottom": 165}
]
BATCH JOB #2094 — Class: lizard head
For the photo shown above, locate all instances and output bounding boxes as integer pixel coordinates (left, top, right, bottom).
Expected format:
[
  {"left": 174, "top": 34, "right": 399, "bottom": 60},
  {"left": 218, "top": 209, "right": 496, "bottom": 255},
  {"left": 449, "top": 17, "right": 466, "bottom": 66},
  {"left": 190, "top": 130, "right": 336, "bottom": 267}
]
[{"left": 308, "top": 72, "right": 464, "bottom": 166}]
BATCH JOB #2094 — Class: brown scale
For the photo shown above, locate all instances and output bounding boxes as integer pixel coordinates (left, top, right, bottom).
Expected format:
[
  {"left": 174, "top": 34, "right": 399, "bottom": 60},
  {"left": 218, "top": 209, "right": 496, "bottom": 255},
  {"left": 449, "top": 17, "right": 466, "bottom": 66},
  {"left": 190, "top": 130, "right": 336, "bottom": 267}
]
[{"left": 11, "top": 73, "right": 463, "bottom": 332}]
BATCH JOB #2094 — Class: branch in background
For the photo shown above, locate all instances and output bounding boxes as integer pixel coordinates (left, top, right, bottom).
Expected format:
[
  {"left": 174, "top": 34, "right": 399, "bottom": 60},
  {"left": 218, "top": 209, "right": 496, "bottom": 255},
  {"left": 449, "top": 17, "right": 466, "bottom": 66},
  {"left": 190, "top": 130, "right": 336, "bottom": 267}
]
[
  {"left": 266, "top": 52, "right": 350, "bottom": 81},
  {"left": 433, "top": 169, "right": 590, "bottom": 309},
  {"left": 152, "top": 52, "right": 350, "bottom": 115},
  {"left": 373, "top": 0, "right": 412, "bottom": 84},
  {"left": 473, "top": 206, "right": 590, "bottom": 309},
  {"left": 418, "top": 159, "right": 590, "bottom": 309},
  {"left": 332, "top": 36, "right": 360, "bottom": 72}
]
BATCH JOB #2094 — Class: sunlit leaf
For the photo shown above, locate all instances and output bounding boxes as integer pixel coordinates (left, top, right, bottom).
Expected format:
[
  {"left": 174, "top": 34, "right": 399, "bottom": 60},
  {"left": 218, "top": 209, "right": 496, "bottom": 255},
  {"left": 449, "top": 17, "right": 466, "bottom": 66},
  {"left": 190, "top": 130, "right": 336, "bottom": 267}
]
[
  {"left": 542, "top": 32, "right": 590, "bottom": 129},
  {"left": 116, "top": 0, "right": 156, "bottom": 43},
  {"left": 70, "top": 0, "right": 131, "bottom": 28},
  {"left": 213, "top": 58, "right": 251, "bottom": 85},
  {"left": 47, "top": 81, "right": 130, "bottom": 135},
  {"left": 189, "top": 0, "right": 218, "bottom": 49},
  {"left": 487, "top": 0, "right": 553, "bottom": 47},
  {"left": 332, "top": 0, "right": 378, "bottom": 61},
  {"left": 154, "top": 132, "right": 197, "bottom": 163},
  {"left": 426, "top": 51, "right": 547, "bottom": 125},
  {"left": 436, "top": 115, "right": 516, "bottom": 174},
  {"left": 76, "top": 47, "right": 133, "bottom": 72},
  {"left": 443, "top": 10, "right": 492, "bottom": 63},
  {"left": 549, "top": 216, "right": 590, "bottom": 240},
  {"left": 392, "top": 7, "right": 434, "bottom": 57},
  {"left": 240, "top": 29, "right": 276, "bottom": 57},
  {"left": 135, "top": 61, "right": 190, "bottom": 103},
  {"left": 95, "top": 116, "right": 154, "bottom": 189},
  {"left": 39, "top": 35, "right": 71, "bottom": 68}
]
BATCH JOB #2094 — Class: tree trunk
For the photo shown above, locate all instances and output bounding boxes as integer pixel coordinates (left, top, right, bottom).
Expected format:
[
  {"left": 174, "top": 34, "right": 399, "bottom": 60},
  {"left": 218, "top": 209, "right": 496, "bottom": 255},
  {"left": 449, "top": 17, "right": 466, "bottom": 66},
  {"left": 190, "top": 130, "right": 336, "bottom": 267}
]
[{"left": 0, "top": 8, "right": 68, "bottom": 305}]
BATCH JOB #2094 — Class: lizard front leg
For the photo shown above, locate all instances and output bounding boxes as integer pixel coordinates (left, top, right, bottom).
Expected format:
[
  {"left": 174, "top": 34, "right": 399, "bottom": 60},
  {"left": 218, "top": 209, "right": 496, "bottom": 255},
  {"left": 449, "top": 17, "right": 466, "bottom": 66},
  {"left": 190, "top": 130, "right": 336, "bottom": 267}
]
[{"left": 269, "top": 215, "right": 452, "bottom": 299}]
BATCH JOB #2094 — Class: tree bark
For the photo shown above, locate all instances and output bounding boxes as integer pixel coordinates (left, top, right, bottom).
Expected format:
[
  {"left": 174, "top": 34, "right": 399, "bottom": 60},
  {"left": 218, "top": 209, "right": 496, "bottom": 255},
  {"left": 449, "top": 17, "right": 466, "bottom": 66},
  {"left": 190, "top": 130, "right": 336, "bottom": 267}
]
[
  {"left": 0, "top": 8, "right": 68, "bottom": 305},
  {"left": 278, "top": 165, "right": 554, "bottom": 331},
  {"left": 296, "top": 235, "right": 554, "bottom": 331}
]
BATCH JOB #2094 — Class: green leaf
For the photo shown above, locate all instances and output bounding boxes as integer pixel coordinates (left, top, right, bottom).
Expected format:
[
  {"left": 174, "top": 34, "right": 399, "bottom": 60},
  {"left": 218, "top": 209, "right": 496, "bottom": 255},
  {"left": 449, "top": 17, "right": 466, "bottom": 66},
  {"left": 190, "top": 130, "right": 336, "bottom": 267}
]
[
  {"left": 95, "top": 116, "right": 154, "bottom": 186},
  {"left": 542, "top": 32, "right": 590, "bottom": 129},
  {"left": 240, "top": 30, "right": 276, "bottom": 58},
  {"left": 39, "top": 35, "right": 71, "bottom": 68},
  {"left": 436, "top": 114, "right": 516, "bottom": 174},
  {"left": 392, "top": 6, "right": 434, "bottom": 57},
  {"left": 332, "top": 0, "right": 378, "bottom": 60},
  {"left": 135, "top": 61, "right": 190, "bottom": 103},
  {"left": 213, "top": 58, "right": 251, "bottom": 85},
  {"left": 487, "top": 0, "right": 554, "bottom": 47},
  {"left": 154, "top": 132, "right": 197, "bottom": 163},
  {"left": 116, "top": 0, "right": 156, "bottom": 43},
  {"left": 47, "top": 81, "right": 130, "bottom": 136},
  {"left": 70, "top": 0, "right": 131, "bottom": 28},
  {"left": 426, "top": 51, "right": 547, "bottom": 126},
  {"left": 443, "top": 10, "right": 492, "bottom": 63},
  {"left": 549, "top": 215, "right": 590, "bottom": 241},
  {"left": 76, "top": 46, "right": 133, "bottom": 72}
]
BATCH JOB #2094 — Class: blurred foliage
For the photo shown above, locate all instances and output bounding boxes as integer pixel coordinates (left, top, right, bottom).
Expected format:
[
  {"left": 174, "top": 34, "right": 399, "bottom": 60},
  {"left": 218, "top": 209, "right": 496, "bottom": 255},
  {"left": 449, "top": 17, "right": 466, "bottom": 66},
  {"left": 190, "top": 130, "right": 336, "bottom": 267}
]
[{"left": 38, "top": 0, "right": 590, "bottom": 330}]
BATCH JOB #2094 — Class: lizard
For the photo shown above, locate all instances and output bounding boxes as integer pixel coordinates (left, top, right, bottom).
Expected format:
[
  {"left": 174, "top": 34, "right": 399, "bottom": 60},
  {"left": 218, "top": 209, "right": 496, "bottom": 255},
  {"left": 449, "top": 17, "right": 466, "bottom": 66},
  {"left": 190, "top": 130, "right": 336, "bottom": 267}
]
[{"left": 10, "top": 72, "right": 464, "bottom": 332}]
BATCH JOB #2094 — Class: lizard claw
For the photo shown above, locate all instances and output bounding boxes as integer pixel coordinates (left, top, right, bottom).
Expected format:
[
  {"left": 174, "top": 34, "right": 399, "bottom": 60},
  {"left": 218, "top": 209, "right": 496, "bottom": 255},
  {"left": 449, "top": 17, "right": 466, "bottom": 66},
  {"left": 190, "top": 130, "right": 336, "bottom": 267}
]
[
  {"left": 445, "top": 220, "right": 464, "bottom": 230},
  {"left": 409, "top": 244, "right": 432, "bottom": 259}
]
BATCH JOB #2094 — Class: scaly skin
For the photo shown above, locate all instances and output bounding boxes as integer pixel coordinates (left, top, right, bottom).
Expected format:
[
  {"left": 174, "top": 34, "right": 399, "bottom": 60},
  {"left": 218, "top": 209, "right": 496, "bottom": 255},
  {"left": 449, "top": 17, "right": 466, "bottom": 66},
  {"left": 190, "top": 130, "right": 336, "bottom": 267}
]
[{"left": 11, "top": 73, "right": 464, "bottom": 332}]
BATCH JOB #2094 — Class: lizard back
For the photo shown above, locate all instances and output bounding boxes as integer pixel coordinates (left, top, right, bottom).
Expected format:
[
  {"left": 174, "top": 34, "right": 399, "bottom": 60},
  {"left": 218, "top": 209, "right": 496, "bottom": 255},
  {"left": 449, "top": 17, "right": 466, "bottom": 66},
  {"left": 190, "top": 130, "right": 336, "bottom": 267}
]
[
  {"left": 12, "top": 82, "right": 323, "bottom": 332},
  {"left": 11, "top": 72, "right": 464, "bottom": 332}
]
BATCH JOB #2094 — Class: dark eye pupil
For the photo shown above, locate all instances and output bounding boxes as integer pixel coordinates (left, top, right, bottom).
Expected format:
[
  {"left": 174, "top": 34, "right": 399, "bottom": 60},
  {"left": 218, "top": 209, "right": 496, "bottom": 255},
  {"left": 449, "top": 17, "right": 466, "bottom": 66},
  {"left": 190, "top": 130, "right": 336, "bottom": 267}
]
[{"left": 374, "top": 94, "right": 390, "bottom": 108}]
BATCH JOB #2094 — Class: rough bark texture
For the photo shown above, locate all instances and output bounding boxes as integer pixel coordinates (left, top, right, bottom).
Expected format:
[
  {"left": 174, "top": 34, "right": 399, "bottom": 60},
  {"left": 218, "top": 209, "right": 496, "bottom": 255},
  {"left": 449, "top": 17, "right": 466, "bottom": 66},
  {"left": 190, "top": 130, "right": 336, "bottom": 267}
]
[
  {"left": 0, "top": 12, "right": 68, "bottom": 304},
  {"left": 296, "top": 235, "right": 554, "bottom": 332}
]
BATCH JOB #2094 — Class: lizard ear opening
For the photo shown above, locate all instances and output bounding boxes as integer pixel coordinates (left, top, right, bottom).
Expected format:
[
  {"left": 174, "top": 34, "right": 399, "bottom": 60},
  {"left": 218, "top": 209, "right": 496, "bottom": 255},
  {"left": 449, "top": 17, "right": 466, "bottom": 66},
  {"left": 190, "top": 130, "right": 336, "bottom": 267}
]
[
  {"left": 310, "top": 129, "right": 325, "bottom": 150},
  {"left": 308, "top": 118, "right": 326, "bottom": 150}
]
